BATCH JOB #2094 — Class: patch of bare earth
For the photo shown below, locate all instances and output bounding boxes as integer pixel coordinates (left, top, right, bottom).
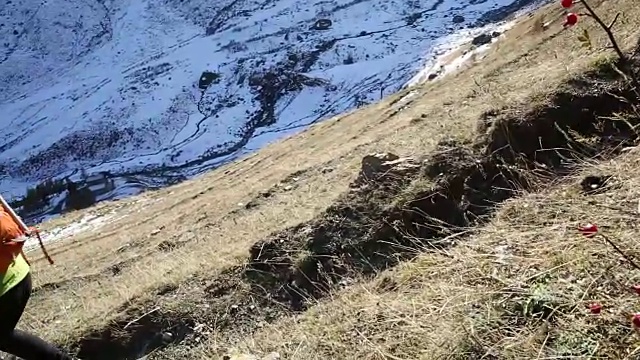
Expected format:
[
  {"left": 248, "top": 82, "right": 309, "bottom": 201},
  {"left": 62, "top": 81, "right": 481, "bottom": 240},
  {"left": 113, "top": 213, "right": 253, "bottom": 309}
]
[{"left": 12, "top": 0, "right": 640, "bottom": 359}]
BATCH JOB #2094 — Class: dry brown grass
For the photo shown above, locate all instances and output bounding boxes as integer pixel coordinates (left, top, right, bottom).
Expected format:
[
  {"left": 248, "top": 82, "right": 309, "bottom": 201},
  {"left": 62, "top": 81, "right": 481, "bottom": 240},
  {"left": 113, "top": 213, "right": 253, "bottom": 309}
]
[
  {"left": 14, "top": 0, "right": 640, "bottom": 357},
  {"left": 207, "top": 149, "right": 640, "bottom": 359}
]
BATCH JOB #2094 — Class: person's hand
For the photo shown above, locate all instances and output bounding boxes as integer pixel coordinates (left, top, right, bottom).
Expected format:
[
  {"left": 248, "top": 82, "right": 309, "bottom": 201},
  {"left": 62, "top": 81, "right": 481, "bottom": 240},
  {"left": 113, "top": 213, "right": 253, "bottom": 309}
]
[{"left": 24, "top": 226, "right": 39, "bottom": 237}]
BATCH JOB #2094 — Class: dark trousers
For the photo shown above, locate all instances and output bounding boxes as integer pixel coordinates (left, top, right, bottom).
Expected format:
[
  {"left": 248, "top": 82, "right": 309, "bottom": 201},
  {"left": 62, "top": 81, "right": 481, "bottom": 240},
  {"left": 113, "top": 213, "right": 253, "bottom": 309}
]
[{"left": 0, "top": 273, "right": 73, "bottom": 360}]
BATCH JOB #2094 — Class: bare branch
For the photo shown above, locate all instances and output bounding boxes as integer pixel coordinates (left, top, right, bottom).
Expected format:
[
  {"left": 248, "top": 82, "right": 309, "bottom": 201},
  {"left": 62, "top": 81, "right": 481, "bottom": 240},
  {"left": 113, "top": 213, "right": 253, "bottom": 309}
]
[
  {"left": 600, "top": 234, "right": 640, "bottom": 271},
  {"left": 608, "top": 12, "right": 621, "bottom": 30},
  {"left": 581, "top": 1, "right": 625, "bottom": 61},
  {"left": 580, "top": 0, "right": 640, "bottom": 92}
]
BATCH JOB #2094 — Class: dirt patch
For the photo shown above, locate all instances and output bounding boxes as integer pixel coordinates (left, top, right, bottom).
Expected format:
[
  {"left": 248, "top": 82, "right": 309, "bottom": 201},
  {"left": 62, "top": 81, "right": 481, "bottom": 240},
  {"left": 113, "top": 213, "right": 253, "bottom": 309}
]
[{"left": 73, "top": 308, "right": 195, "bottom": 360}]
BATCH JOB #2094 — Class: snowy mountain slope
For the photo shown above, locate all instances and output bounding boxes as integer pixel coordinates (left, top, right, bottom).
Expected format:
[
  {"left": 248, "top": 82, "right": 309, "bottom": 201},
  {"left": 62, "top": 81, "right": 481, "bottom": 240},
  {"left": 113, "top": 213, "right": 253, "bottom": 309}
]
[{"left": 0, "top": 0, "right": 540, "bottom": 220}]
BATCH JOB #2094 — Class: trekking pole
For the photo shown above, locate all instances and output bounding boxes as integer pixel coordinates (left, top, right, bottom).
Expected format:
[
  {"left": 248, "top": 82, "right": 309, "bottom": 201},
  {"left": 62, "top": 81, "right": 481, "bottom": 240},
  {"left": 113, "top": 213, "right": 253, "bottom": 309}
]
[{"left": 0, "top": 194, "right": 54, "bottom": 265}]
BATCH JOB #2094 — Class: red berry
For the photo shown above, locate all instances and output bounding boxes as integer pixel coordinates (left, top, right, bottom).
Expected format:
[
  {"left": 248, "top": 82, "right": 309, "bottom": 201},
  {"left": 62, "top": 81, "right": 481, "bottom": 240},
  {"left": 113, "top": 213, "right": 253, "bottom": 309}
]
[
  {"left": 633, "top": 314, "right": 640, "bottom": 327},
  {"left": 633, "top": 285, "right": 640, "bottom": 295},
  {"left": 561, "top": 0, "right": 573, "bottom": 8},
  {"left": 588, "top": 303, "right": 602, "bottom": 314},
  {"left": 578, "top": 223, "right": 598, "bottom": 237},
  {"left": 565, "top": 13, "right": 579, "bottom": 26}
]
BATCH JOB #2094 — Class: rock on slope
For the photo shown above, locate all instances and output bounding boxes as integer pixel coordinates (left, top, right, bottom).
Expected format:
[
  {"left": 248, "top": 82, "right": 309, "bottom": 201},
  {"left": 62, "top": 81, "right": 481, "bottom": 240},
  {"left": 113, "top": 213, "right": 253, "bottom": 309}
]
[{"left": 0, "top": 0, "right": 537, "bottom": 219}]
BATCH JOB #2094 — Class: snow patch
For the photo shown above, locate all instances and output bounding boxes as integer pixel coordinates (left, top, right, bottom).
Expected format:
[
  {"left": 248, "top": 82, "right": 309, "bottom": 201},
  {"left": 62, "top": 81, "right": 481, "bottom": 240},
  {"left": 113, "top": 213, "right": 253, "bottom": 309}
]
[
  {"left": 24, "top": 212, "right": 120, "bottom": 250},
  {"left": 405, "top": 19, "right": 518, "bottom": 87}
]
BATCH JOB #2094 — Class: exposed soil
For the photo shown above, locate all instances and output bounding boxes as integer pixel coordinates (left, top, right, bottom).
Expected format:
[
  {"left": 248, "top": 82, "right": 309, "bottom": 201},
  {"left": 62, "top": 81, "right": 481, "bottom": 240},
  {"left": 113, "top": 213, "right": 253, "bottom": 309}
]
[
  {"left": 68, "top": 62, "right": 640, "bottom": 359},
  {"left": 74, "top": 308, "right": 195, "bottom": 360}
]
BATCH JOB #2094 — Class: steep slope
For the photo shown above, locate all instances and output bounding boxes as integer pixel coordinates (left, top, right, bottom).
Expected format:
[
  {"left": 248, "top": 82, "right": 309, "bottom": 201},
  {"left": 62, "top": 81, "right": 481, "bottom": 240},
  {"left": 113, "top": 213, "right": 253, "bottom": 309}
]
[
  {"left": 5, "top": 0, "right": 640, "bottom": 358},
  {"left": 0, "top": 0, "right": 537, "bottom": 221}
]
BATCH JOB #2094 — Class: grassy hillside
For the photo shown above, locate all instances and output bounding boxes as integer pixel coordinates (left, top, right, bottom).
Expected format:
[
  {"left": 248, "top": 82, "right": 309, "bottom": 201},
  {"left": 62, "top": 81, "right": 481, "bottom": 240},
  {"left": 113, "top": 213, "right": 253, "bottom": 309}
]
[{"left": 16, "top": 0, "right": 640, "bottom": 358}]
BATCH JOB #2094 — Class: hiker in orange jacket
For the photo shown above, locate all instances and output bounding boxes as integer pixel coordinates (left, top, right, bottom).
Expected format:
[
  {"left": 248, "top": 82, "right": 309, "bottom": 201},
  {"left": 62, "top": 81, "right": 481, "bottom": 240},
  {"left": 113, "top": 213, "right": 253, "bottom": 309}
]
[{"left": 0, "top": 203, "right": 73, "bottom": 359}]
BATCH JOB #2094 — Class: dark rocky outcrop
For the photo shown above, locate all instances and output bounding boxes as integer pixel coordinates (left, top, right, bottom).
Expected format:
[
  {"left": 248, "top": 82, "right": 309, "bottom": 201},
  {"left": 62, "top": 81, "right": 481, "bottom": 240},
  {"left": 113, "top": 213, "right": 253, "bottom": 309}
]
[
  {"left": 198, "top": 71, "right": 221, "bottom": 90},
  {"left": 452, "top": 15, "right": 465, "bottom": 24},
  {"left": 471, "top": 33, "right": 494, "bottom": 46}
]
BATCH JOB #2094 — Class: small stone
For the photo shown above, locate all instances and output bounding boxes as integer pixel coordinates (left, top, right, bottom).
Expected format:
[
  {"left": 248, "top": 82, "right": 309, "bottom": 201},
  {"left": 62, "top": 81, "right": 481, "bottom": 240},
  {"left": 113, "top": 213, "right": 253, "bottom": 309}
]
[
  {"left": 360, "top": 152, "right": 400, "bottom": 180},
  {"left": 355, "top": 152, "right": 421, "bottom": 185},
  {"left": 161, "top": 332, "right": 173, "bottom": 343},
  {"left": 471, "top": 33, "right": 493, "bottom": 46}
]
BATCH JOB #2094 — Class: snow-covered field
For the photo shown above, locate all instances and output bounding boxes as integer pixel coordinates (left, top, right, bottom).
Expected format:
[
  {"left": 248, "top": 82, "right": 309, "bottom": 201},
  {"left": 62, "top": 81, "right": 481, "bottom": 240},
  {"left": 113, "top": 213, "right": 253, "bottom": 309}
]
[{"left": 0, "top": 0, "right": 542, "bottom": 222}]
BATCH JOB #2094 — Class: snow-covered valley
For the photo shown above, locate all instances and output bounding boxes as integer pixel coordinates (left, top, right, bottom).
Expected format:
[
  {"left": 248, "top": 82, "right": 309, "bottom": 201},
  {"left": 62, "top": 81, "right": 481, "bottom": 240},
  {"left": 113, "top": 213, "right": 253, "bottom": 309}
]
[{"left": 0, "top": 0, "right": 540, "bottom": 223}]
